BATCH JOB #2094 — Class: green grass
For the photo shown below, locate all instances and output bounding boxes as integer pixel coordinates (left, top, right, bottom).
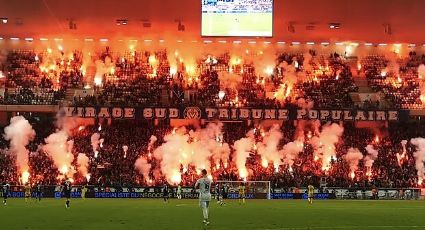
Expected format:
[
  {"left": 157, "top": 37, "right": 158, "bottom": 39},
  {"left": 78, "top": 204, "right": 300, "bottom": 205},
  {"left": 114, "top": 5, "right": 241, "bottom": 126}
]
[
  {"left": 202, "top": 13, "right": 272, "bottom": 36},
  {"left": 1, "top": 199, "right": 425, "bottom": 230}
]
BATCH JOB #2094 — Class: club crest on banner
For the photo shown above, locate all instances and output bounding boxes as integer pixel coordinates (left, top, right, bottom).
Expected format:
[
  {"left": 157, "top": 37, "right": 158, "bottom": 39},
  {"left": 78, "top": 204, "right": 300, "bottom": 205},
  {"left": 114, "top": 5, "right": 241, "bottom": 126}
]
[
  {"left": 184, "top": 107, "right": 201, "bottom": 119},
  {"left": 60, "top": 106, "right": 406, "bottom": 121}
]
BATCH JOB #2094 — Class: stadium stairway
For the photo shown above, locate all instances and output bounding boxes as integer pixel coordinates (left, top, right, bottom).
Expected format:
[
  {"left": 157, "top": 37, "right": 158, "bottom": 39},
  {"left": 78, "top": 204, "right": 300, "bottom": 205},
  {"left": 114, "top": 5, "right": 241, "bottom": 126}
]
[
  {"left": 347, "top": 57, "right": 375, "bottom": 94},
  {"left": 350, "top": 75, "right": 392, "bottom": 108},
  {"left": 353, "top": 77, "right": 373, "bottom": 93},
  {"left": 65, "top": 88, "right": 76, "bottom": 101}
]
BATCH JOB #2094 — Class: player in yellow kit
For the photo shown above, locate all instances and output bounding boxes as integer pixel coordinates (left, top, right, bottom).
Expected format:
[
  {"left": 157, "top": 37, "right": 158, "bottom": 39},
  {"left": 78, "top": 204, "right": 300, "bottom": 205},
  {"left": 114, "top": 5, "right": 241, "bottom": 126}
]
[
  {"left": 24, "top": 183, "right": 31, "bottom": 203},
  {"left": 238, "top": 183, "right": 246, "bottom": 204},
  {"left": 81, "top": 185, "right": 88, "bottom": 200},
  {"left": 307, "top": 185, "right": 314, "bottom": 204}
]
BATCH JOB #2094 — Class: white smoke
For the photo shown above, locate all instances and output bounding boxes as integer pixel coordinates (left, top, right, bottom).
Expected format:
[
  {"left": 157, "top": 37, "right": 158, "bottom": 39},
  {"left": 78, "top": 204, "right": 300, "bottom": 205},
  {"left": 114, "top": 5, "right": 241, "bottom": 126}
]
[
  {"left": 281, "top": 140, "right": 304, "bottom": 169},
  {"left": 411, "top": 138, "right": 425, "bottom": 184},
  {"left": 418, "top": 64, "right": 425, "bottom": 103},
  {"left": 153, "top": 123, "right": 230, "bottom": 184},
  {"left": 148, "top": 135, "right": 157, "bottom": 151},
  {"left": 135, "top": 156, "right": 151, "bottom": 183},
  {"left": 4, "top": 116, "right": 36, "bottom": 184},
  {"left": 191, "top": 122, "right": 230, "bottom": 170},
  {"left": 344, "top": 148, "right": 364, "bottom": 178},
  {"left": 100, "top": 138, "right": 104, "bottom": 148},
  {"left": 77, "top": 153, "right": 90, "bottom": 180},
  {"left": 153, "top": 127, "right": 190, "bottom": 184},
  {"left": 233, "top": 130, "right": 255, "bottom": 179},
  {"left": 94, "top": 57, "right": 114, "bottom": 85},
  {"left": 257, "top": 124, "right": 283, "bottom": 170},
  {"left": 402, "top": 140, "right": 408, "bottom": 154},
  {"left": 91, "top": 133, "right": 100, "bottom": 157},
  {"left": 383, "top": 53, "right": 400, "bottom": 77},
  {"left": 123, "top": 145, "right": 128, "bottom": 158},
  {"left": 397, "top": 140, "right": 408, "bottom": 167},
  {"left": 273, "top": 61, "right": 299, "bottom": 102},
  {"left": 42, "top": 117, "right": 78, "bottom": 179},
  {"left": 364, "top": 145, "right": 378, "bottom": 176},
  {"left": 364, "top": 145, "right": 378, "bottom": 167},
  {"left": 311, "top": 123, "right": 344, "bottom": 171}
]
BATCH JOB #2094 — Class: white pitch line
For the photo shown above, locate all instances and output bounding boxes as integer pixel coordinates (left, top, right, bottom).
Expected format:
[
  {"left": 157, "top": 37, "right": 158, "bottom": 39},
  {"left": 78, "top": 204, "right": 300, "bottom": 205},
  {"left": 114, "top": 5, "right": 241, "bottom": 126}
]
[{"left": 260, "top": 226, "right": 425, "bottom": 230}]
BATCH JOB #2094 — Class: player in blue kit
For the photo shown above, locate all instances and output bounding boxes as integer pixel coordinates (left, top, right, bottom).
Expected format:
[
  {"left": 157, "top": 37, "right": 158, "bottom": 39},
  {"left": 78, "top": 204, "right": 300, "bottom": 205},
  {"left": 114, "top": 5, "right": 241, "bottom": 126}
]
[
  {"left": 163, "top": 183, "right": 169, "bottom": 203},
  {"left": 2, "top": 182, "right": 10, "bottom": 205},
  {"left": 62, "top": 180, "right": 72, "bottom": 209}
]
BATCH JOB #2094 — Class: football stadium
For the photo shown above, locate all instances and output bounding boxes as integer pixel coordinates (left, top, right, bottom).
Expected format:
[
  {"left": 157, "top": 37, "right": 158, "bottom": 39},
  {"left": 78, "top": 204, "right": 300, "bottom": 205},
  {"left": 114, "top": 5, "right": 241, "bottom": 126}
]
[{"left": 1, "top": 0, "right": 425, "bottom": 229}]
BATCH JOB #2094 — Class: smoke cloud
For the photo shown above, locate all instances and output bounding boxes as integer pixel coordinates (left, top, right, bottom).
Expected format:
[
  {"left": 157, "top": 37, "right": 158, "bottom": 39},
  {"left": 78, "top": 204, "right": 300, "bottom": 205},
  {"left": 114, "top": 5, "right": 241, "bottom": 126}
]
[
  {"left": 148, "top": 135, "right": 157, "bottom": 151},
  {"left": 418, "top": 64, "right": 425, "bottom": 103},
  {"left": 4, "top": 116, "right": 36, "bottom": 184},
  {"left": 123, "top": 145, "right": 128, "bottom": 158},
  {"left": 411, "top": 138, "right": 425, "bottom": 184},
  {"left": 135, "top": 156, "right": 151, "bottom": 183},
  {"left": 42, "top": 116, "right": 78, "bottom": 180},
  {"left": 233, "top": 130, "right": 255, "bottom": 179},
  {"left": 364, "top": 145, "right": 378, "bottom": 176},
  {"left": 91, "top": 133, "right": 100, "bottom": 157},
  {"left": 273, "top": 61, "right": 299, "bottom": 102},
  {"left": 153, "top": 123, "right": 230, "bottom": 184},
  {"left": 94, "top": 57, "right": 114, "bottom": 86},
  {"left": 311, "top": 123, "right": 344, "bottom": 171},
  {"left": 364, "top": 145, "right": 378, "bottom": 167},
  {"left": 281, "top": 140, "right": 304, "bottom": 170},
  {"left": 344, "top": 148, "right": 364, "bottom": 178},
  {"left": 257, "top": 124, "right": 283, "bottom": 170},
  {"left": 77, "top": 153, "right": 90, "bottom": 181}
]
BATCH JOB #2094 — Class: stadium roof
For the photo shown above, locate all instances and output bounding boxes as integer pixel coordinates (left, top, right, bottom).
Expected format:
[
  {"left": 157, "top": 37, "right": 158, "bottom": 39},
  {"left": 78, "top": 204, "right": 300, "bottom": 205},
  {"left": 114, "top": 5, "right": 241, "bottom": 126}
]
[{"left": 0, "top": 0, "right": 425, "bottom": 43}]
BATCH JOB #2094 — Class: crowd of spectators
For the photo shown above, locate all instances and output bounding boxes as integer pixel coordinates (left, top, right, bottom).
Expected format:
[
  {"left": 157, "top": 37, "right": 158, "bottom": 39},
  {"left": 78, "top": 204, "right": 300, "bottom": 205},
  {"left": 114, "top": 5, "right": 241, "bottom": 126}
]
[
  {"left": 1, "top": 47, "right": 424, "bottom": 109},
  {"left": 1, "top": 47, "right": 425, "bottom": 190},
  {"left": 0, "top": 48, "right": 365, "bottom": 109},
  {"left": 362, "top": 53, "right": 425, "bottom": 109},
  {"left": 295, "top": 53, "right": 357, "bottom": 108},
  {"left": 0, "top": 115, "right": 424, "bottom": 190},
  {"left": 1, "top": 47, "right": 425, "bottom": 109},
  {"left": 2, "top": 49, "right": 83, "bottom": 105}
]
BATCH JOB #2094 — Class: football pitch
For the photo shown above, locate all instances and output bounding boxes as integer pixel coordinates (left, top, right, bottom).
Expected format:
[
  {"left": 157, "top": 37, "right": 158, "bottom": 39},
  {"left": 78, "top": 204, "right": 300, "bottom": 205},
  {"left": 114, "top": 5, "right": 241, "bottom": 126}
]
[
  {"left": 202, "top": 13, "right": 272, "bottom": 36},
  {"left": 1, "top": 199, "right": 425, "bottom": 230}
]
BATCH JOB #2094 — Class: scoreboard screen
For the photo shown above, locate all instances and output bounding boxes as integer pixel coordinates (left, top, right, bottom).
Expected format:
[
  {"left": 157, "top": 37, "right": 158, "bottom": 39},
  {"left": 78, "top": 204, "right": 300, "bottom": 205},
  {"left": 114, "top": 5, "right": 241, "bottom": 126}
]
[{"left": 201, "top": 0, "right": 273, "bottom": 37}]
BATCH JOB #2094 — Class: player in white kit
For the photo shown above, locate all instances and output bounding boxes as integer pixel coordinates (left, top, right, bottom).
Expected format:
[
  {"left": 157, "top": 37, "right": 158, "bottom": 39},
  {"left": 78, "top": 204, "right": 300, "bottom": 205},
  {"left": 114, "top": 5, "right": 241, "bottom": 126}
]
[{"left": 195, "top": 169, "right": 212, "bottom": 226}]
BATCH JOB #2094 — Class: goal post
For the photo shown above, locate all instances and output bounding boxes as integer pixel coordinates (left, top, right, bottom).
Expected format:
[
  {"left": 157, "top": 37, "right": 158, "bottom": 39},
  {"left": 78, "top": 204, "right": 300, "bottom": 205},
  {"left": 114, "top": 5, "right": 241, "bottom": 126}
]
[{"left": 215, "top": 181, "right": 271, "bottom": 200}]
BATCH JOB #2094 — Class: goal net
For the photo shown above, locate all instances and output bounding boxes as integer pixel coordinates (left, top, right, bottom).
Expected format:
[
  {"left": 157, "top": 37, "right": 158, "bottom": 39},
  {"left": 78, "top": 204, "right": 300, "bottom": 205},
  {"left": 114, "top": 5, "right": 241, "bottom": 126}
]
[{"left": 215, "top": 181, "right": 271, "bottom": 199}]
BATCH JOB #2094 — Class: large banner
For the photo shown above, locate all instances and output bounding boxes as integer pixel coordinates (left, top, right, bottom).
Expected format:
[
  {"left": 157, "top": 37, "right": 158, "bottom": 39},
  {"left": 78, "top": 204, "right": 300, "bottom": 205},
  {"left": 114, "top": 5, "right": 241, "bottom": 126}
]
[
  {"left": 328, "top": 188, "right": 419, "bottom": 200},
  {"left": 3, "top": 186, "right": 419, "bottom": 200},
  {"left": 61, "top": 106, "right": 409, "bottom": 122}
]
